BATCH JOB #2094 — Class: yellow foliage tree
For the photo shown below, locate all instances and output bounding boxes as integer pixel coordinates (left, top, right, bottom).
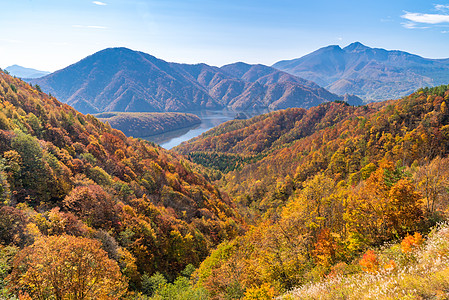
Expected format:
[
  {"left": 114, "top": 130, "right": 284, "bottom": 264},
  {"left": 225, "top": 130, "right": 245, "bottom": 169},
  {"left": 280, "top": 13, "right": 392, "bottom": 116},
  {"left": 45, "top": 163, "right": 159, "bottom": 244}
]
[
  {"left": 8, "top": 235, "right": 127, "bottom": 300},
  {"left": 243, "top": 283, "right": 276, "bottom": 300}
]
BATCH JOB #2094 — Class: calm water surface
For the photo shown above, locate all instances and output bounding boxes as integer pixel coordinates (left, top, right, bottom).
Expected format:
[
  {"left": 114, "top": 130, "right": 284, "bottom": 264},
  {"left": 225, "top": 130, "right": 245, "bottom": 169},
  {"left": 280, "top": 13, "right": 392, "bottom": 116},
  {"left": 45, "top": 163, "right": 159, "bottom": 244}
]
[{"left": 143, "top": 110, "right": 266, "bottom": 149}]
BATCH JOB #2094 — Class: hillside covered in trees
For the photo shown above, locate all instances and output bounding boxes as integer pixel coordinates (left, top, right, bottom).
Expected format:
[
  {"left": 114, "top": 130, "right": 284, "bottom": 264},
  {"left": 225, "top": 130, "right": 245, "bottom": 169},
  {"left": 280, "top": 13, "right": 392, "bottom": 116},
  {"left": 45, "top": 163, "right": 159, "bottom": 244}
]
[
  {"left": 95, "top": 112, "right": 201, "bottom": 138},
  {"left": 3, "top": 64, "right": 449, "bottom": 299},
  {"left": 0, "top": 70, "right": 243, "bottom": 299},
  {"left": 175, "top": 85, "right": 449, "bottom": 298}
]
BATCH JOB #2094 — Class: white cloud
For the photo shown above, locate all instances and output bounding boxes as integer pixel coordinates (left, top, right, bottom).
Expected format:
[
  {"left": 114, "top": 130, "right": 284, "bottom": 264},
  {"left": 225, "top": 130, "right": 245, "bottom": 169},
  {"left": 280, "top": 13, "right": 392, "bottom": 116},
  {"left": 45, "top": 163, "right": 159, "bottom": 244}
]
[
  {"left": 401, "top": 22, "right": 417, "bottom": 29},
  {"left": 402, "top": 11, "right": 449, "bottom": 24},
  {"left": 435, "top": 4, "right": 449, "bottom": 12},
  {"left": 401, "top": 22, "right": 430, "bottom": 29},
  {"left": 93, "top": 1, "right": 107, "bottom": 5},
  {"left": 72, "top": 25, "right": 108, "bottom": 29},
  {"left": 401, "top": 5, "right": 449, "bottom": 31},
  {"left": 401, "top": 21, "right": 429, "bottom": 29}
]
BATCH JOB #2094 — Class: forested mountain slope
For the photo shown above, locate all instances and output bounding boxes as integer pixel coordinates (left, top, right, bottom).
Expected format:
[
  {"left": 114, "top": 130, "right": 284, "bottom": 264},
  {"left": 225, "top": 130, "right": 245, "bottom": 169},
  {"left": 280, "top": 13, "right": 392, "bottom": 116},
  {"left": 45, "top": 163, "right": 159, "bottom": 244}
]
[
  {"left": 0, "top": 70, "right": 243, "bottom": 297},
  {"left": 177, "top": 86, "right": 449, "bottom": 213},
  {"left": 95, "top": 112, "right": 201, "bottom": 137},
  {"left": 176, "top": 85, "right": 449, "bottom": 298},
  {"left": 4, "top": 64, "right": 449, "bottom": 300},
  {"left": 176, "top": 102, "right": 360, "bottom": 157}
]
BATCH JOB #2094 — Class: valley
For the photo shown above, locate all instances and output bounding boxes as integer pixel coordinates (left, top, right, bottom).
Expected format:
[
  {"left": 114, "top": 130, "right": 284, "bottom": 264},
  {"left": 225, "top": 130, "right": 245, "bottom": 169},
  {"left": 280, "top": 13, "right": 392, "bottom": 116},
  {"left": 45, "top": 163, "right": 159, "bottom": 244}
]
[
  {"left": 175, "top": 84, "right": 449, "bottom": 298},
  {"left": 0, "top": 71, "right": 245, "bottom": 298},
  {"left": 5, "top": 0, "right": 449, "bottom": 298},
  {"left": 3, "top": 65, "right": 449, "bottom": 299},
  {"left": 2, "top": 38, "right": 449, "bottom": 300},
  {"left": 143, "top": 109, "right": 265, "bottom": 149},
  {"left": 25, "top": 43, "right": 449, "bottom": 152}
]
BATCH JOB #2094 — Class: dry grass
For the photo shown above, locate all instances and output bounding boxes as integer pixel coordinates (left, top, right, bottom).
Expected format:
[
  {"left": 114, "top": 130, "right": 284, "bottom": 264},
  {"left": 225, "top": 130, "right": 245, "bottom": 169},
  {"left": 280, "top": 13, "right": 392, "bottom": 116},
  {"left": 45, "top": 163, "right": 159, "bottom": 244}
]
[{"left": 280, "top": 224, "right": 449, "bottom": 300}]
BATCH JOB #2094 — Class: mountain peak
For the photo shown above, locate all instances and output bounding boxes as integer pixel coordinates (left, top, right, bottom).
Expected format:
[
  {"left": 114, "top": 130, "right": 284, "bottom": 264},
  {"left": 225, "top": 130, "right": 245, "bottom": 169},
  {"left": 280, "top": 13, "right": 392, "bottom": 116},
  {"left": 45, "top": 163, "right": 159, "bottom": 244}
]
[
  {"left": 343, "top": 42, "right": 369, "bottom": 52},
  {"left": 273, "top": 41, "right": 449, "bottom": 101},
  {"left": 94, "top": 47, "right": 141, "bottom": 57},
  {"left": 320, "top": 45, "right": 343, "bottom": 52},
  {"left": 5, "top": 65, "right": 50, "bottom": 79},
  {"left": 31, "top": 47, "right": 350, "bottom": 114}
]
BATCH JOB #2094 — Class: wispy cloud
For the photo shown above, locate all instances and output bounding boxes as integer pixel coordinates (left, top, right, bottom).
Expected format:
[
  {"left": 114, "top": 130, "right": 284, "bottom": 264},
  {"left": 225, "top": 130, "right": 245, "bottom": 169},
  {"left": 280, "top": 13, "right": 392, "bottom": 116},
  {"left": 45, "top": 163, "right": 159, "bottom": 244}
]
[
  {"left": 401, "top": 5, "right": 449, "bottom": 30},
  {"left": 402, "top": 11, "right": 449, "bottom": 24},
  {"left": 401, "top": 21, "right": 429, "bottom": 29},
  {"left": 93, "top": 1, "right": 107, "bottom": 5},
  {"left": 401, "top": 22, "right": 417, "bottom": 29},
  {"left": 435, "top": 4, "right": 449, "bottom": 12},
  {"left": 72, "top": 25, "right": 108, "bottom": 29}
]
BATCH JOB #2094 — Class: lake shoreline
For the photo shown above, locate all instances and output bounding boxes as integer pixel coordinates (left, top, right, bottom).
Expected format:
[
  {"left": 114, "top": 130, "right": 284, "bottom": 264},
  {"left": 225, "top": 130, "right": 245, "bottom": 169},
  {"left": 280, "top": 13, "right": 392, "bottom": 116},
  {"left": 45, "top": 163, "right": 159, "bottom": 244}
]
[{"left": 143, "top": 109, "right": 268, "bottom": 149}]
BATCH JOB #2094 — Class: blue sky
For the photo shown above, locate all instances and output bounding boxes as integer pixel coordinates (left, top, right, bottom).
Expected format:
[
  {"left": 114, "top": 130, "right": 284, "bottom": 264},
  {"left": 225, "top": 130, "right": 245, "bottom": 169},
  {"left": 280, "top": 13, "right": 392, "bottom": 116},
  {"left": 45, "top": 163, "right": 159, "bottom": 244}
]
[{"left": 1, "top": 0, "right": 449, "bottom": 71}]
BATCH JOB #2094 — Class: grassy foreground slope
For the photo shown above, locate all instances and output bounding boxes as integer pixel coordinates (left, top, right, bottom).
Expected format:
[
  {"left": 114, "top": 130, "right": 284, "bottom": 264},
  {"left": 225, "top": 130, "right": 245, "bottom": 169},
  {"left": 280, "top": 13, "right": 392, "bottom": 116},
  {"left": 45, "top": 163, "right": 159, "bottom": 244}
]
[{"left": 281, "top": 223, "right": 449, "bottom": 300}]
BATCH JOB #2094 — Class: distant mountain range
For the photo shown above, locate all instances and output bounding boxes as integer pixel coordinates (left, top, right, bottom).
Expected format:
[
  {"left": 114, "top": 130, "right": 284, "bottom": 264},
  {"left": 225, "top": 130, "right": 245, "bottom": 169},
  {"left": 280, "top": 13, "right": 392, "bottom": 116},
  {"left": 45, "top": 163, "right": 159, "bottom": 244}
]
[
  {"left": 5, "top": 65, "right": 50, "bottom": 79},
  {"left": 30, "top": 47, "right": 361, "bottom": 114},
  {"left": 273, "top": 42, "right": 449, "bottom": 101}
]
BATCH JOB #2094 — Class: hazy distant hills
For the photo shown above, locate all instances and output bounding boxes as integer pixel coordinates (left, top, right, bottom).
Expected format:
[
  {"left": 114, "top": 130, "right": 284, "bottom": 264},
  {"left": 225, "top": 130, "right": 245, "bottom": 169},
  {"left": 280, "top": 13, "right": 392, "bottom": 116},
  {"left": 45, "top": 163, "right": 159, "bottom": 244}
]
[
  {"left": 30, "top": 47, "right": 361, "bottom": 114},
  {"left": 273, "top": 42, "right": 449, "bottom": 101},
  {"left": 5, "top": 65, "right": 50, "bottom": 79}
]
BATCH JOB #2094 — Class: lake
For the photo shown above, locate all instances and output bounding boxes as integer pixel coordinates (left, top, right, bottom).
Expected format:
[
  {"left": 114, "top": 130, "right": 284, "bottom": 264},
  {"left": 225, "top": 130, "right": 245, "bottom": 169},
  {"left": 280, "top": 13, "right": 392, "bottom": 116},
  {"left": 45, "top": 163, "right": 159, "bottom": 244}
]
[{"left": 142, "top": 110, "right": 267, "bottom": 149}]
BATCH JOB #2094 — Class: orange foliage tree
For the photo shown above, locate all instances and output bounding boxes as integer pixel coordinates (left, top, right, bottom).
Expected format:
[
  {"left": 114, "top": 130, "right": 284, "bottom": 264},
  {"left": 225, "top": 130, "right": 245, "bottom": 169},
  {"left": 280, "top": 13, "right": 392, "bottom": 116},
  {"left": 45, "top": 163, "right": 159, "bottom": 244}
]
[
  {"left": 313, "top": 228, "right": 337, "bottom": 267},
  {"left": 63, "top": 184, "right": 119, "bottom": 229},
  {"left": 7, "top": 235, "right": 127, "bottom": 300},
  {"left": 347, "top": 162, "right": 423, "bottom": 242},
  {"left": 401, "top": 232, "right": 424, "bottom": 253},
  {"left": 387, "top": 178, "right": 423, "bottom": 235},
  {"left": 359, "top": 249, "right": 379, "bottom": 273}
]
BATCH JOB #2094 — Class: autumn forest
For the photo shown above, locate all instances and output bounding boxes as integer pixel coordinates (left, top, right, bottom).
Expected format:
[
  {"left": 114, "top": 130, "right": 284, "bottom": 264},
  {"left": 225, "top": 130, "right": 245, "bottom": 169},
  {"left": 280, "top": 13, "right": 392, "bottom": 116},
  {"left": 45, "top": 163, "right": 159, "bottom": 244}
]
[{"left": 1, "top": 65, "right": 449, "bottom": 300}]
